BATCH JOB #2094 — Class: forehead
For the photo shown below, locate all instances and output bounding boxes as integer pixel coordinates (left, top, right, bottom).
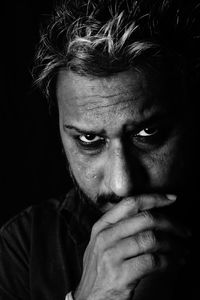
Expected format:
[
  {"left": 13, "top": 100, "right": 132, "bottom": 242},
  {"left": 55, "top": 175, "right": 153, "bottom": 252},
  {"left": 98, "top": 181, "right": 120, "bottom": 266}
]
[{"left": 56, "top": 69, "right": 170, "bottom": 129}]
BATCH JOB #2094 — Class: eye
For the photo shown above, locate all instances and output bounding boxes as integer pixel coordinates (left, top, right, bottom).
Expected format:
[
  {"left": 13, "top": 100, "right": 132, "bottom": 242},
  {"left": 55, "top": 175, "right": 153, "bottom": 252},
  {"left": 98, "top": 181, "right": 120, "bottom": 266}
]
[
  {"left": 135, "top": 127, "right": 158, "bottom": 137},
  {"left": 78, "top": 134, "right": 104, "bottom": 144},
  {"left": 76, "top": 134, "right": 106, "bottom": 152}
]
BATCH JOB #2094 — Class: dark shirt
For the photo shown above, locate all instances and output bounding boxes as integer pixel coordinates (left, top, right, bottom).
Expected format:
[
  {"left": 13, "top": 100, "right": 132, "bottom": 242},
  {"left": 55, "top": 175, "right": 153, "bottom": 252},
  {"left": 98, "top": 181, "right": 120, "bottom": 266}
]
[
  {"left": 0, "top": 189, "right": 197, "bottom": 300},
  {"left": 0, "top": 189, "right": 99, "bottom": 300}
]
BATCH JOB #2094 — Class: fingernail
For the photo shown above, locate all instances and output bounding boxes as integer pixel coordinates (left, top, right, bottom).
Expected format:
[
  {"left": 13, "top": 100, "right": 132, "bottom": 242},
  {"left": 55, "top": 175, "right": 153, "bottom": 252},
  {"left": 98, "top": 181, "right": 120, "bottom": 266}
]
[{"left": 166, "top": 194, "right": 177, "bottom": 201}]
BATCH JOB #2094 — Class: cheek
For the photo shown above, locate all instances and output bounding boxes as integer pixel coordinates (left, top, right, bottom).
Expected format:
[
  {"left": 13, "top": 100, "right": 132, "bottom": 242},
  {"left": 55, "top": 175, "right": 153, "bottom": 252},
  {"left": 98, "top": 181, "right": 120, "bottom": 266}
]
[
  {"left": 64, "top": 143, "right": 103, "bottom": 198},
  {"left": 143, "top": 140, "right": 183, "bottom": 187}
]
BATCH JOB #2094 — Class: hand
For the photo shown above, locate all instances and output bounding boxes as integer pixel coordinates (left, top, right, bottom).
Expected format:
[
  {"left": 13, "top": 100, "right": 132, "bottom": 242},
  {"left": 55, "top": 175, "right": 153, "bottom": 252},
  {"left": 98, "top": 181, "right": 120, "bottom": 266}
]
[{"left": 74, "top": 194, "right": 189, "bottom": 300}]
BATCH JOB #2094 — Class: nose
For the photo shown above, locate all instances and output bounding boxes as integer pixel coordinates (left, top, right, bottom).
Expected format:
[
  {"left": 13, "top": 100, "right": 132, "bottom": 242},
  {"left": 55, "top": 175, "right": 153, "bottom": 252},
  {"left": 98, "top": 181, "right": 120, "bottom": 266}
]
[{"left": 104, "top": 144, "right": 133, "bottom": 197}]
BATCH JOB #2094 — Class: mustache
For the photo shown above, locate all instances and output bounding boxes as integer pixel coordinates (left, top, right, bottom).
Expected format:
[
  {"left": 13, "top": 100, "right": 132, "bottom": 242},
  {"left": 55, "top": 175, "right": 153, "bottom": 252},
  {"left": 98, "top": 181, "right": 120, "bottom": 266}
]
[
  {"left": 66, "top": 157, "right": 183, "bottom": 213},
  {"left": 96, "top": 194, "right": 123, "bottom": 207},
  {"left": 67, "top": 165, "right": 188, "bottom": 222},
  {"left": 68, "top": 163, "right": 123, "bottom": 208}
]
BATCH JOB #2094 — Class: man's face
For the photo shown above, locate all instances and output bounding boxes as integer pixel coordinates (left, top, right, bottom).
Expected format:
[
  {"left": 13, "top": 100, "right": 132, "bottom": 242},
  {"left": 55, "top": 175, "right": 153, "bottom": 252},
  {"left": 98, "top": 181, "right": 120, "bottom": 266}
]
[{"left": 57, "top": 69, "right": 184, "bottom": 212}]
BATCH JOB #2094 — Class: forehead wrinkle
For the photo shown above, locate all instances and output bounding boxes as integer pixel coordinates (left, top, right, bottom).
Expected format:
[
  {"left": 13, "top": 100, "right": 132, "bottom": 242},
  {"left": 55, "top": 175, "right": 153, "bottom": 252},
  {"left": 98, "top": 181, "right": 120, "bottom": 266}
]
[
  {"left": 86, "top": 101, "right": 135, "bottom": 112},
  {"left": 77, "top": 98, "right": 139, "bottom": 111},
  {"left": 72, "top": 91, "right": 130, "bottom": 101}
]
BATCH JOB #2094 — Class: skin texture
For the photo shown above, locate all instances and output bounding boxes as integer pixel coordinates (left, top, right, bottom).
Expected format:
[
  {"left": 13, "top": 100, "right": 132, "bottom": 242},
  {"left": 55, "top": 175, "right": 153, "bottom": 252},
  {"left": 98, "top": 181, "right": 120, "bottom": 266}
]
[
  {"left": 56, "top": 69, "right": 188, "bottom": 299},
  {"left": 57, "top": 70, "right": 184, "bottom": 203}
]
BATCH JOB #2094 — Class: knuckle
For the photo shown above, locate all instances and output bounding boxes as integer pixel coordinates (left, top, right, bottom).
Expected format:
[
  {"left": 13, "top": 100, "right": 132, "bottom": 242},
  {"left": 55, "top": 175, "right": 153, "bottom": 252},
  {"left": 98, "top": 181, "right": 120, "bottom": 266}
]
[
  {"left": 95, "top": 231, "right": 107, "bottom": 250},
  {"left": 102, "top": 248, "right": 114, "bottom": 263},
  {"left": 91, "top": 222, "right": 99, "bottom": 236},
  {"left": 140, "top": 211, "right": 155, "bottom": 225},
  {"left": 144, "top": 253, "right": 159, "bottom": 269},
  {"left": 138, "top": 230, "right": 157, "bottom": 251},
  {"left": 125, "top": 197, "right": 138, "bottom": 212},
  {"left": 146, "top": 230, "right": 157, "bottom": 248},
  {"left": 134, "top": 234, "right": 145, "bottom": 252}
]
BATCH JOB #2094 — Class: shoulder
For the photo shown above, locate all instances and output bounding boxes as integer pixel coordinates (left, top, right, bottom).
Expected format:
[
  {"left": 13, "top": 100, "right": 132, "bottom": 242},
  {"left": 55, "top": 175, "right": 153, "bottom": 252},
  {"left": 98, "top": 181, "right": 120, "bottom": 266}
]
[
  {"left": 0, "top": 190, "right": 78, "bottom": 258},
  {"left": 0, "top": 197, "right": 66, "bottom": 256},
  {"left": 0, "top": 188, "right": 77, "bottom": 231},
  {"left": 0, "top": 197, "right": 63, "bottom": 237},
  {"left": 0, "top": 192, "right": 76, "bottom": 299}
]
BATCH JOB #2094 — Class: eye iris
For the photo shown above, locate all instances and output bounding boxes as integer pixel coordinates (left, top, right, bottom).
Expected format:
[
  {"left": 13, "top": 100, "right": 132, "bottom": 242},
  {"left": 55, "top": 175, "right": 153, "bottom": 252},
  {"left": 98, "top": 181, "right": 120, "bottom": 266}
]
[
  {"left": 144, "top": 128, "right": 156, "bottom": 134},
  {"left": 85, "top": 134, "right": 95, "bottom": 141}
]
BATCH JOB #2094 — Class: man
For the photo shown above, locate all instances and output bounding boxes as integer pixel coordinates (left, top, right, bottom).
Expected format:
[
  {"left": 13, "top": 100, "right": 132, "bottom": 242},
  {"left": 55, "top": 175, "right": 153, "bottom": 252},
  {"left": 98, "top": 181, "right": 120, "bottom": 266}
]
[{"left": 1, "top": 0, "right": 199, "bottom": 299}]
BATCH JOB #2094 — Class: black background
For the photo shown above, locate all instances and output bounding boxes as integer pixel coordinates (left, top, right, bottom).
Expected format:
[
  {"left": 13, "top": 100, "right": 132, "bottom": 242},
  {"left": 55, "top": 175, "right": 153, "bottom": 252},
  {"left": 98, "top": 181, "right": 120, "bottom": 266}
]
[
  {"left": 3, "top": 1, "right": 72, "bottom": 226},
  {"left": 2, "top": 3, "right": 200, "bottom": 299}
]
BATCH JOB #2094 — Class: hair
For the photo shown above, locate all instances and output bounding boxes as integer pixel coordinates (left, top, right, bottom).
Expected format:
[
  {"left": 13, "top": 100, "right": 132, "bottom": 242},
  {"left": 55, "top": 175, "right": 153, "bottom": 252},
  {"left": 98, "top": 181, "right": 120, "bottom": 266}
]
[{"left": 33, "top": 0, "right": 200, "bottom": 106}]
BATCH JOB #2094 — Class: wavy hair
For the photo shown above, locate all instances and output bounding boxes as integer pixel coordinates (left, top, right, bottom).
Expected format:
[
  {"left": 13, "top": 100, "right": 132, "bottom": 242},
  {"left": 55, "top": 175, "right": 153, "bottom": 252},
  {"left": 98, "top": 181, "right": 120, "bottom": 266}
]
[{"left": 33, "top": 0, "right": 200, "bottom": 104}]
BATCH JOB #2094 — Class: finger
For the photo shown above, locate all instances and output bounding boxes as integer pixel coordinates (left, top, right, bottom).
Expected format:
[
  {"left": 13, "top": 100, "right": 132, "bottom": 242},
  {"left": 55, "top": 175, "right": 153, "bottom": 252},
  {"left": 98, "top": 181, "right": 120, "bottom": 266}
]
[
  {"left": 123, "top": 253, "right": 170, "bottom": 283},
  {"left": 103, "top": 210, "right": 188, "bottom": 243},
  {"left": 124, "top": 249, "right": 187, "bottom": 284},
  {"left": 108, "top": 230, "right": 189, "bottom": 261},
  {"left": 91, "top": 194, "right": 176, "bottom": 236},
  {"left": 110, "top": 231, "right": 160, "bottom": 260},
  {"left": 134, "top": 194, "right": 177, "bottom": 212}
]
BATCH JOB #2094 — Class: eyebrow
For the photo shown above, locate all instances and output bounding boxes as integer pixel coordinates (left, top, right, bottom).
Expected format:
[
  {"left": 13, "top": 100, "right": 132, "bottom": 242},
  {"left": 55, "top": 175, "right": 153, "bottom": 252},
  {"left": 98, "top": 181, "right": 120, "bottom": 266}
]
[
  {"left": 64, "top": 125, "right": 106, "bottom": 135},
  {"left": 64, "top": 112, "right": 171, "bottom": 135}
]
